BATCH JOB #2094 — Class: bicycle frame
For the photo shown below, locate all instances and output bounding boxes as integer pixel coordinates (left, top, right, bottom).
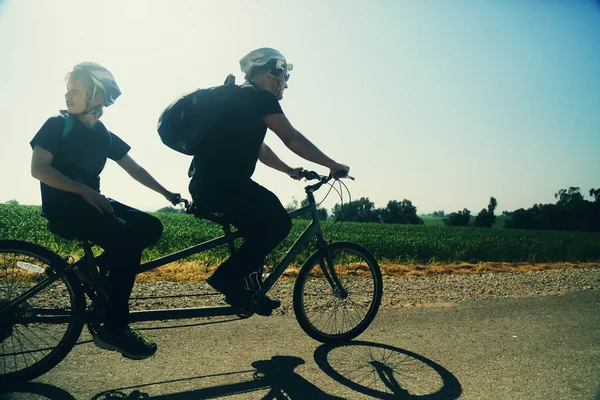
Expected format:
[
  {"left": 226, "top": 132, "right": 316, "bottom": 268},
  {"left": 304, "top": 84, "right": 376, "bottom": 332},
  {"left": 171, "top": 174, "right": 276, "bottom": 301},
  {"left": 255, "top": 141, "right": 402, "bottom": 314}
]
[
  {"left": 128, "top": 192, "right": 329, "bottom": 322},
  {"left": 3, "top": 183, "right": 341, "bottom": 324}
]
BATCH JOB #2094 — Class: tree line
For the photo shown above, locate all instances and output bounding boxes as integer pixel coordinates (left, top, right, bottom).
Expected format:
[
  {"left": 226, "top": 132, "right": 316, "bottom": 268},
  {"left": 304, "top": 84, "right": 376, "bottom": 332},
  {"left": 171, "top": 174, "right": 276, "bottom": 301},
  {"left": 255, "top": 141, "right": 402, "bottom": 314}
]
[{"left": 144, "top": 186, "right": 600, "bottom": 233}]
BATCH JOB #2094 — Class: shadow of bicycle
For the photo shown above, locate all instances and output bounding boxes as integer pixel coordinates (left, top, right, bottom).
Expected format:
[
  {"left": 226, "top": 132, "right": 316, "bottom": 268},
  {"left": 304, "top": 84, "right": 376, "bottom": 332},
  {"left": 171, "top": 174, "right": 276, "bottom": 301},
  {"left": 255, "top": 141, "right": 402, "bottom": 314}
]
[
  {"left": 1, "top": 342, "right": 461, "bottom": 399},
  {"left": 91, "top": 355, "right": 344, "bottom": 399},
  {"left": 314, "top": 341, "right": 462, "bottom": 399},
  {"left": 0, "top": 382, "right": 75, "bottom": 400}
]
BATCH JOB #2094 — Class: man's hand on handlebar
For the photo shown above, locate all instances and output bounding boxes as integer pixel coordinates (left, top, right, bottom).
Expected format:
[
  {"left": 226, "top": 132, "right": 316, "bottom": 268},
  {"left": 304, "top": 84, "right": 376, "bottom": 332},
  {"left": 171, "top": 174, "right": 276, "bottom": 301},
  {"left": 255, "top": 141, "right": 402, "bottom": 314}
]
[
  {"left": 287, "top": 167, "right": 304, "bottom": 181},
  {"left": 329, "top": 163, "right": 350, "bottom": 180}
]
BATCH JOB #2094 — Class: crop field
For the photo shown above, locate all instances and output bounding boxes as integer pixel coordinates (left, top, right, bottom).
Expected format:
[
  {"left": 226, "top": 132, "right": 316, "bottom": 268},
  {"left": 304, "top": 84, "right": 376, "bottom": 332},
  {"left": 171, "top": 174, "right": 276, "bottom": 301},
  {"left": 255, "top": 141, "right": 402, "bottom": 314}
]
[{"left": 2, "top": 204, "right": 599, "bottom": 268}]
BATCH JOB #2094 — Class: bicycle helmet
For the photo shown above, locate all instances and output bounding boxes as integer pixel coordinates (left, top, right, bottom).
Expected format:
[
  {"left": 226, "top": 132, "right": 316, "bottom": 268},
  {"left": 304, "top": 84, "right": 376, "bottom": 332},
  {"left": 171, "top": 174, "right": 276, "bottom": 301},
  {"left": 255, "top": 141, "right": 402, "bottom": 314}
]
[
  {"left": 73, "top": 62, "right": 121, "bottom": 107},
  {"left": 239, "top": 48, "right": 293, "bottom": 80}
]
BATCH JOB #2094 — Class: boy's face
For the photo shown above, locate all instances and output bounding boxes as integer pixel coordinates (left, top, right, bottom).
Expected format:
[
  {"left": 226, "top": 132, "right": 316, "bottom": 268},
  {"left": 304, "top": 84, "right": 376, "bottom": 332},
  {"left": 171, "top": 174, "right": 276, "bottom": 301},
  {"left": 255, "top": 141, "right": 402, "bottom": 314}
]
[{"left": 65, "top": 76, "right": 88, "bottom": 114}]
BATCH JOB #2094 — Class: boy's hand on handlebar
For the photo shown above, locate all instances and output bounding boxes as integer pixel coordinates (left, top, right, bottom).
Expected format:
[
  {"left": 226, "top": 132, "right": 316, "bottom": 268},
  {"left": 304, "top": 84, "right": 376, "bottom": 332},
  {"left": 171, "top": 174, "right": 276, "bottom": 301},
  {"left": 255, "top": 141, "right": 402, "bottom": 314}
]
[
  {"left": 287, "top": 167, "right": 304, "bottom": 180},
  {"left": 165, "top": 191, "right": 182, "bottom": 206},
  {"left": 330, "top": 163, "right": 350, "bottom": 179}
]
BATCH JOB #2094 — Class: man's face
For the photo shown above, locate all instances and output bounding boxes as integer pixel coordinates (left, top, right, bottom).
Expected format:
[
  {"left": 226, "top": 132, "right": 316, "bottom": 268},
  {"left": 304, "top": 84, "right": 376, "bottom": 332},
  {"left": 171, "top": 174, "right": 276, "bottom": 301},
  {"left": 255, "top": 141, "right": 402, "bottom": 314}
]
[
  {"left": 276, "top": 78, "right": 288, "bottom": 101},
  {"left": 65, "top": 77, "right": 88, "bottom": 114}
]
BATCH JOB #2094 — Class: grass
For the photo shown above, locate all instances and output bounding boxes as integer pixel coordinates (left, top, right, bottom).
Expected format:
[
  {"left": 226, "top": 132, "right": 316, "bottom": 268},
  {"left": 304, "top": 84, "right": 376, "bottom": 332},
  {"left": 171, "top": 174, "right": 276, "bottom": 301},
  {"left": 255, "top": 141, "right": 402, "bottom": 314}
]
[
  {"left": 134, "top": 260, "right": 600, "bottom": 282},
  {"left": 420, "top": 215, "right": 509, "bottom": 228},
  {"left": 3, "top": 204, "right": 600, "bottom": 272}
]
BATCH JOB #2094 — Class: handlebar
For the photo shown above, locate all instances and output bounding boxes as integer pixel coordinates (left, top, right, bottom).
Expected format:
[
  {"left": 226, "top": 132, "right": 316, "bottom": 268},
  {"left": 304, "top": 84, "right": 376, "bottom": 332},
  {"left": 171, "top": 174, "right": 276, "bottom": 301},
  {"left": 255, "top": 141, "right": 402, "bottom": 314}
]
[
  {"left": 300, "top": 169, "right": 354, "bottom": 193},
  {"left": 172, "top": 169, "right": 353, "bottom": 210}
]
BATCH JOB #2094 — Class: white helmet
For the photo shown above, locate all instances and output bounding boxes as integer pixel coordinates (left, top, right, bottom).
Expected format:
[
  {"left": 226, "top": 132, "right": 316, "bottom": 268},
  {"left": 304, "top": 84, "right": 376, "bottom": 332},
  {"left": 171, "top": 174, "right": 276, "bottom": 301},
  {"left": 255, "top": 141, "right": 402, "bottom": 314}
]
[
  {"left": 73, "top": 62, "right": 121, "bottom": 107},
  {"left": 239, "top": 48, "right": 293, "bottom": 80}
]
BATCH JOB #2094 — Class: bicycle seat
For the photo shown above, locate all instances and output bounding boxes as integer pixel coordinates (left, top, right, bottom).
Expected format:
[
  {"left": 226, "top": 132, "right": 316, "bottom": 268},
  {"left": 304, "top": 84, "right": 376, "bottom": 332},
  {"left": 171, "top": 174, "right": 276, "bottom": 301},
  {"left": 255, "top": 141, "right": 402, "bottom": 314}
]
[
  {"left": 46, "top": 221, "right": 82, "bottom": 241},
  {"left": 201, "top": 212, "right": 231, "bottom": 227},
  {"left": 187, "top": 201, "right": 231, "bottom": 227}
]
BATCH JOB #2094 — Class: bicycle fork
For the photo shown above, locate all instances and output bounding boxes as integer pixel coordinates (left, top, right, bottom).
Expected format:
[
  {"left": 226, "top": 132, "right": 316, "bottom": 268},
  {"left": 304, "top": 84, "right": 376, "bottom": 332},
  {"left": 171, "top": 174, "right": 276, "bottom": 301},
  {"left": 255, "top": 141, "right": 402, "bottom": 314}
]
[{"left": 316, "top": 238, "right": 348, "bottom": 299}]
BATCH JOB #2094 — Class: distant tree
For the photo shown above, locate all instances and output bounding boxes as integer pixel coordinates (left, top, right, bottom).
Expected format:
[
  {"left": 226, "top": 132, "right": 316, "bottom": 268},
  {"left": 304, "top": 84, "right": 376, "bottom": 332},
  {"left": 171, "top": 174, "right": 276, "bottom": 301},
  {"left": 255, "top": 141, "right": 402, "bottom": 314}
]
[
  {"left": 555, "top": 187, "right": 584, "bottom": 208},
  {"left": 473, "top": 197, "right": 497, "bottom": 228},
  {"left": 432, "top": 210, "right": 445, "bottom": 218},
  {"left": 284, "top": 198, "right": 299, "bottom": 213},
  {"left": 332, "top": 197, "right": 379, "bottom": 223},
  {"left": 156, "top": 206, "right": 183, "bottom": 213},
  {"left": 379, "top": 200, "right": 423, "bottom": 225},
  {"left": 590, "top": 188, "right": 600, "bottom": 203},
  {"left": 505, "top": 187, "right": 600, "bottom": 232},
  {"left": 285, "top": 197, "right": 327, "bottom": 221},
  {"left": 443, "top": 208, "right": 471, "bottom": 227},
  {"left": 299, "top": 198, "right": 328, "bottom": 221},
  {"left": 3, "top": 200, "right": 19, "bottom": 206}
]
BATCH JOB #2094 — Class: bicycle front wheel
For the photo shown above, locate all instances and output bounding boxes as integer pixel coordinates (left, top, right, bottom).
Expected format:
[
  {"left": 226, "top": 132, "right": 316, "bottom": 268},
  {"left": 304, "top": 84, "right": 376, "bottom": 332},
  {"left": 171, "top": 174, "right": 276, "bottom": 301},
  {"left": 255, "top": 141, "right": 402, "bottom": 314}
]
[
  {"left": 293, "top": 241, "right": 383, "bottom": 344},
  {"left": 0, "top": 240, "right": 85, "bottom": 386}
]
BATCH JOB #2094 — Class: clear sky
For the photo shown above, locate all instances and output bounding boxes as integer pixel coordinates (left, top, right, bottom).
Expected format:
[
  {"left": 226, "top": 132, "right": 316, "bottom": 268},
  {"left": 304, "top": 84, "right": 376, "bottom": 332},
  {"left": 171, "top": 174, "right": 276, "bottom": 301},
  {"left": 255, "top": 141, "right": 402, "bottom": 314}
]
[{"left": 1, "top": 0, "right": 599, "bottom": 215}]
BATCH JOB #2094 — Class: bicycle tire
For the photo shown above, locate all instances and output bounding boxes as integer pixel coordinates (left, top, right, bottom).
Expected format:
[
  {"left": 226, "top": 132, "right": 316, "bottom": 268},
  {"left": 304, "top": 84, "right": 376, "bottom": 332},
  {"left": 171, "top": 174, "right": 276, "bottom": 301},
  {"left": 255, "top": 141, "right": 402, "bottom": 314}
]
[
  {"left": 293, "top": 241, "right": 383, "bottom": 344},
  {"left": 0, "top": 239, "right": 85, "bottom": 385}
]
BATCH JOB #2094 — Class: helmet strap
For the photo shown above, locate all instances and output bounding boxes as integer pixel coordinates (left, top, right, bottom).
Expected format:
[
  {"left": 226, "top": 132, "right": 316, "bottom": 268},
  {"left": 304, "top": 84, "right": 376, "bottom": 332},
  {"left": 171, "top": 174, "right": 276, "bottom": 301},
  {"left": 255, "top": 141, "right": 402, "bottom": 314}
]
[{"left": 71, "top": 85, "right": 102, "bottom": 118}]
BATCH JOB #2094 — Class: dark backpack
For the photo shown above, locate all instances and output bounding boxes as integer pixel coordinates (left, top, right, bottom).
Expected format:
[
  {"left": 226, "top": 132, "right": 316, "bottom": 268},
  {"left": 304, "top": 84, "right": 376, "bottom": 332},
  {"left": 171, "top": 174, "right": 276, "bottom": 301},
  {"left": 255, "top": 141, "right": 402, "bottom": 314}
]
[{"left": 157, "top": 74, "right": 239, "bottom": 155}]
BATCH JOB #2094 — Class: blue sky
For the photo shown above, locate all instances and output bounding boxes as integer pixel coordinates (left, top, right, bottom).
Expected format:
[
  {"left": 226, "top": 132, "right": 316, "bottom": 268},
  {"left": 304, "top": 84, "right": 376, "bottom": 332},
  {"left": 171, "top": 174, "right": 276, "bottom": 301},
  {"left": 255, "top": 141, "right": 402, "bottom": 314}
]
[{"left": 0, "top": 0, "right": 598, "bottom": 215}]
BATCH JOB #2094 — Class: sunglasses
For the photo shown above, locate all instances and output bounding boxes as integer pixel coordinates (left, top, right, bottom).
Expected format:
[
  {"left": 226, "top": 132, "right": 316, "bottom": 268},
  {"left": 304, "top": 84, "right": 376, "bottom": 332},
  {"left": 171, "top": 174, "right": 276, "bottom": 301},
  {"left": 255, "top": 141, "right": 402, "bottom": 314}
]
[{"left": 284, "top": 73, "right": 290, "bottom": 82}]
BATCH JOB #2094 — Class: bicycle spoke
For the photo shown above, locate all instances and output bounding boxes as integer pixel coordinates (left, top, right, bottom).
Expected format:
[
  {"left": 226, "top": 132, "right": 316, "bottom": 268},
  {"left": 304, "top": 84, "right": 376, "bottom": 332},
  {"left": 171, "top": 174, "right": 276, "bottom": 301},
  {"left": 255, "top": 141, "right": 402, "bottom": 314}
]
[
  {"left": 13, "top": 326, "right": 30, "bottom": 370},
  {"left": 14, "top": 326, "right": 42, "bottom": 364},
  {"left": 295, "top": 243, "right": 382, "bottom": 342}
]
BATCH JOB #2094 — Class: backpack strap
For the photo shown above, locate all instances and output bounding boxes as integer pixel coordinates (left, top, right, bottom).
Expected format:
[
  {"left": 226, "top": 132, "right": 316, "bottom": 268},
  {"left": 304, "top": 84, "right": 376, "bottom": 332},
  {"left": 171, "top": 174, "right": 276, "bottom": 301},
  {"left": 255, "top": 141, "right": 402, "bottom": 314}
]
[
  {"left": 60, "top": 112, "right": 74, "bottom": 140},
  {"left": 223, "top": 74, "right": 236, "bottom": 85},
  {"left": 58, "top": 112, "right": 113, "bottom": 149}
]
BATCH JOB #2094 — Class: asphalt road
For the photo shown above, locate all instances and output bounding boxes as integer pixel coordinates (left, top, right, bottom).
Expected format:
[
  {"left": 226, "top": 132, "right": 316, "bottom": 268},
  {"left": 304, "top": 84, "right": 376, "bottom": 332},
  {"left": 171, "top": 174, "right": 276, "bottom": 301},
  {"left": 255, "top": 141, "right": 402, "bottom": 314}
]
[{"left": 2, "top": 290, "right": 599, "bottom": 400}]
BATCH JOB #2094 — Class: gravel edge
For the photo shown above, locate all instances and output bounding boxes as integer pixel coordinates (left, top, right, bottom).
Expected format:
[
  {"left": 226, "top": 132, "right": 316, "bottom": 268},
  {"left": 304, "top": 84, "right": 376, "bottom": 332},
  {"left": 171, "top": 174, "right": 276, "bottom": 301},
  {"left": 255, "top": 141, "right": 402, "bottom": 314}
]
[{"left": 129, "top": 268, "right": 600, "bottom": 316}]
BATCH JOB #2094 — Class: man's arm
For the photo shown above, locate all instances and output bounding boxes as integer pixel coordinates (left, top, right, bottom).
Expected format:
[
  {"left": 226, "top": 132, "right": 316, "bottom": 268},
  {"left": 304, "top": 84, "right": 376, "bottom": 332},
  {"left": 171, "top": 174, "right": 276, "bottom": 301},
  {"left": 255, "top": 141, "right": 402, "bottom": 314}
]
[
  {"left": 115, "top": 154, "right": 179, "bottom": 204},
  {"left": 31, "top": 145, "right": 113, "bottom": 213},
  {"left": 263, "top": 114, "right": 349, "bottom": 176},
  {"left": 258, "top": 143, "right": 302, "bottom": 179}
]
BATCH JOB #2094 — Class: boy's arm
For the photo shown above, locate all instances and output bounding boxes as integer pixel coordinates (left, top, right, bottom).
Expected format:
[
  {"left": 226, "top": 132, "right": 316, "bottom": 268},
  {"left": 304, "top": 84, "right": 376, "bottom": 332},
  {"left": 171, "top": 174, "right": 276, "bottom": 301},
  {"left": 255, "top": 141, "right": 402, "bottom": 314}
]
[
  {"left": 115, "top": 154, "right": 180, "bottom": 204},
  {"left": 31, "top": 145, "right": 113, "bottom": 213}
]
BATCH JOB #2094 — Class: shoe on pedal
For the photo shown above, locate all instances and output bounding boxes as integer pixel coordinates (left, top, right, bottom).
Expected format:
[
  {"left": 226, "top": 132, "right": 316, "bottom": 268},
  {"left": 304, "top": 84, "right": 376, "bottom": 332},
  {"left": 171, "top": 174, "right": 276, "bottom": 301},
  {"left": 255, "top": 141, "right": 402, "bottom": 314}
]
[
  {"left": 93, "top": 326, "right": 157, "bottom": 360},
  {"left": 206, "top": 272, "right": 250, "bottom": 308},
  {"left": 244, "top": 271, "right": 281, "bottom": 316},
  {"left": 251, "top": 296, "right": 281, "bottom": 316}
]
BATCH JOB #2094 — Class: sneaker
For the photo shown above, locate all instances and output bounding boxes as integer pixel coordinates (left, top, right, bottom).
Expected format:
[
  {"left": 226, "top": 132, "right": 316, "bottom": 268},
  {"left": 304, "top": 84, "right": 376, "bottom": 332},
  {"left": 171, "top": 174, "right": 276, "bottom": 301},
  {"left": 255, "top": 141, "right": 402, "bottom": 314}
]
[
  {"left": 244, "top": 271, "right": 281, "bottom": 316},
  {"left": 206, "top": 273, "right": 251, "bottom": 308},
  {"left": 93, "top": 326, "right": 157, "bottom": 360}
]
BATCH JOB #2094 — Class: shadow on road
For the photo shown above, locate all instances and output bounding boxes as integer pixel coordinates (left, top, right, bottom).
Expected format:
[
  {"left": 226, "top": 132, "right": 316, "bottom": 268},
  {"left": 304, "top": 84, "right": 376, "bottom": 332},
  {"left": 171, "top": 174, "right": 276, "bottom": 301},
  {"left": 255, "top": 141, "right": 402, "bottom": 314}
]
[
  {"left": 1, "top": 342, "right": 461, "bottom": 399},
  {"left": 0, "top": 382, "right": 76, "bottom": 400},
  {"left": 90, "top": 355, "right": 344, "bottom": 399},
  {"left": 314, "top": 341, "right": 462, "bottom": 399}
]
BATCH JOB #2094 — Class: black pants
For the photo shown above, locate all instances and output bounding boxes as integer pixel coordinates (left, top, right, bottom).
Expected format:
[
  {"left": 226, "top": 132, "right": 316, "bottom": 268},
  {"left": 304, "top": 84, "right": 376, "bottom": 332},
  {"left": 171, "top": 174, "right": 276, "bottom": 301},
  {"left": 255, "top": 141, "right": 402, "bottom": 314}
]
[
  {"left": 49, "top": 200, "right": 163, "bottom": 330},
  {"left": 191, "top": 179, "right": 292, "bottom": 280}
]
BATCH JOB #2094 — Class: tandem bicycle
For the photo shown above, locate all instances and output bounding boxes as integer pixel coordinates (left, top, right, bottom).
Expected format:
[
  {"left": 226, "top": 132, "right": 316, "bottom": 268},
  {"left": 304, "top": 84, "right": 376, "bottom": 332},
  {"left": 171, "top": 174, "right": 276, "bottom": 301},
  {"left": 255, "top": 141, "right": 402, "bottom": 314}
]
[{"left": 0, "top": 170, "right": 383, "bottom": 385}]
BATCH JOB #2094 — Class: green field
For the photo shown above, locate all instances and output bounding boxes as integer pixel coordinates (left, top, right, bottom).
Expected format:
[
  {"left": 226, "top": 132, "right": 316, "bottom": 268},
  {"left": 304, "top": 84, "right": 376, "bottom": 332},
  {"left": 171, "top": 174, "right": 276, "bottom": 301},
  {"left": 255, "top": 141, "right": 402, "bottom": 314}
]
[
  {"left": 421, "top": 215, "right": 509, "bottom": 228},
  {"left": 1, "top": 204, "right": 599, "bottom": 265}
]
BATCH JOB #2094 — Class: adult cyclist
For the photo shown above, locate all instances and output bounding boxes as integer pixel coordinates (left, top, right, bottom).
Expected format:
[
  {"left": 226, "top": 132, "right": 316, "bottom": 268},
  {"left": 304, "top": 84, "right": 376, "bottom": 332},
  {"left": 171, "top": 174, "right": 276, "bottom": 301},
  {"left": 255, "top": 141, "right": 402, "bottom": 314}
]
[{"left": 188, "top": 48, "right": 350, "bottom": 315}]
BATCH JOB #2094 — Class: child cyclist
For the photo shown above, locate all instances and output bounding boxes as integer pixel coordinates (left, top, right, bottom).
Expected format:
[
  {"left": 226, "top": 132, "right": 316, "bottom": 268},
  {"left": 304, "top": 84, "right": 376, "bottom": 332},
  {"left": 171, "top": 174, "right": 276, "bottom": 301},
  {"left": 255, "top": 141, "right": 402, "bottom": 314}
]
[{"left": 30, "top": 62, "right": 179, "bottom": 360}]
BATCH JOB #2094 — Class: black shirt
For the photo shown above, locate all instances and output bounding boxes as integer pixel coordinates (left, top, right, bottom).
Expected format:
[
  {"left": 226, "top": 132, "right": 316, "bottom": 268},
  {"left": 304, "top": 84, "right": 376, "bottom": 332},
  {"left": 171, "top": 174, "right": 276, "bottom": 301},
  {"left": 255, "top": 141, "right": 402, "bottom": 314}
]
[
  {"left": 190, "top": 83, "right": 284, "bottom": 187},
  {"left": 30, "top": 115, "right": 130, "bottom": 218}
]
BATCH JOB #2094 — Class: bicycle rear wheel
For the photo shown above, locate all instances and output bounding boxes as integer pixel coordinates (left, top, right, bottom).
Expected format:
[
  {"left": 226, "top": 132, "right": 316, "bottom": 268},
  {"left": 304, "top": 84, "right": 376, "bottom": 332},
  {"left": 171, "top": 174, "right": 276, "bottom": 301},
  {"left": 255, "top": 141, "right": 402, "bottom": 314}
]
[
  {"left": 293, "top": 241, "right": 383, "bottom": 344},
  {"left": 0, "top": 240, "right": 85, "bottom": 386}
]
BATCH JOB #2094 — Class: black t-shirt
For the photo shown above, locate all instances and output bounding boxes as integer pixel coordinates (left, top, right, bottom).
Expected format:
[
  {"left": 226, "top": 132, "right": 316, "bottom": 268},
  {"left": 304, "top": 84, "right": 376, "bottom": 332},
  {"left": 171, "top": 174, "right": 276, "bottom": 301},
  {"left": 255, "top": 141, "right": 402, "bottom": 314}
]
[
  {"left": 30, "top": 115, "right": 130, "bottom": 218},
  {"left": 190, "top": 83, "right": 283, "bottom": 187}
]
